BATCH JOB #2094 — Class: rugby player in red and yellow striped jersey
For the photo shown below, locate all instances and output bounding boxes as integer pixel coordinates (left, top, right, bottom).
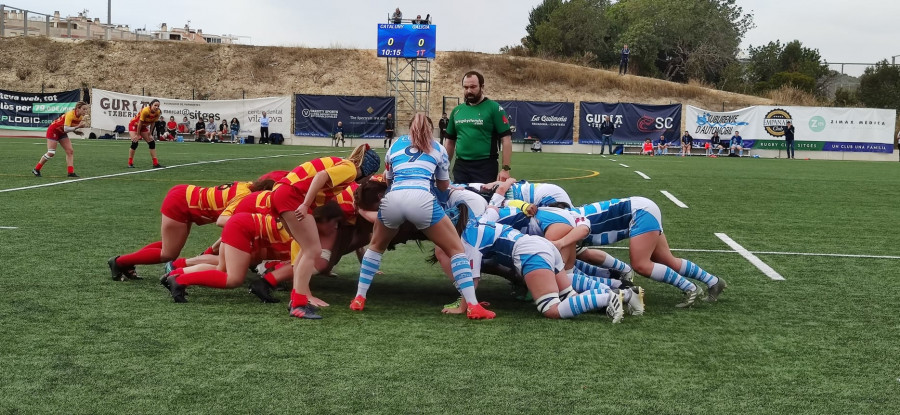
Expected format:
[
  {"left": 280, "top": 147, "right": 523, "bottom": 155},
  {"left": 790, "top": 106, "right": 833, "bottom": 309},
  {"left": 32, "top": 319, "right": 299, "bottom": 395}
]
[
  {"left": 164, "top": 213, "right": 294, "bottom": 303},
  {"left": 127, "top": 99, "right": 164, "bottom": 168},
  {"left": 33, "top": 101, "right": 89, "bottom": 178},
  {"left": 108, "top": 175, "right": 277, "bottom": 281},
  {"left": 272, "top": 144, "right": 381, "bottom": 319}
]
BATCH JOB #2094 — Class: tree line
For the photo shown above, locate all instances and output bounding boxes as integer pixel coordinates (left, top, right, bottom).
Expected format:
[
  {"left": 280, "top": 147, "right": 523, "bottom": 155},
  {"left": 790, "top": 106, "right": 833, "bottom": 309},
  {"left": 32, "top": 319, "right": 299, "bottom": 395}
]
[{"left": 504, "top": 0, "right": 900, "bottom": 114}]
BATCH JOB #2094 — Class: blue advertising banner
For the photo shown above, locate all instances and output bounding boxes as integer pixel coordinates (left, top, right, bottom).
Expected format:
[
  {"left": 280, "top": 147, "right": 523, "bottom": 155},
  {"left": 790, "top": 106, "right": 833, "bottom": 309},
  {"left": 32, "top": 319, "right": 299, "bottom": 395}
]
[
  {"left": 0, "top": 89, "right": 81, "bottom": 131},
  {"left": 495, "top": 100, "right": 574, "bottom": 144},
  {"left": 579, "top": 102, "right": 682, "bottom": 144},
  {"left": 294, "top": 94, "right": 395, "bottom": 138}
]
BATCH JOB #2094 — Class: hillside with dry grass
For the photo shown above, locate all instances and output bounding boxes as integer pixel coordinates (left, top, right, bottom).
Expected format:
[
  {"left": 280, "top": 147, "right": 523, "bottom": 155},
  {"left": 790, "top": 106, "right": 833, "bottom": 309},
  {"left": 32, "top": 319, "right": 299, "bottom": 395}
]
[{"left": 0, "top": 37, "right": 818, "bottom": 128}]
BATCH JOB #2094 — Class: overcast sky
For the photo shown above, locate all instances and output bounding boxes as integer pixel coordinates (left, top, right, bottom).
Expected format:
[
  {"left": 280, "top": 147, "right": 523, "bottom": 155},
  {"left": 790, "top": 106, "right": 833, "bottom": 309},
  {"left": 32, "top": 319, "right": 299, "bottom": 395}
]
[{"left": 24, "top": 0, "right": 900, "bottom": 76}]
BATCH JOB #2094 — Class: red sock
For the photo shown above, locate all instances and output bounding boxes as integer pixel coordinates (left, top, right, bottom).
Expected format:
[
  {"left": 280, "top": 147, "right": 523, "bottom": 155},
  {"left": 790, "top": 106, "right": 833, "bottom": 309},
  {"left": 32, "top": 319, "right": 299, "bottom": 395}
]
[
  {"left": 67, "top": 166, "right": 74, "bottom": 174},
  {"left": 175, "top": 270, "right": 229, "bottom": 288},
  {"left": 35, "top": 162, "right": 44, "bottom": 170},
  {"left": 290, "top": 290, "right": 308, "bottom": 308},
  {"left": 142, "top": 241, "right": 163, "bottom": 250},
  {"left": 128, "top": 157, "right": 134, "bottom": 165},
  {"left": 264, "top": 272, "right": 279, "bottom": 287},
  {"left": 116, "top": 248, "right": 162, "bottom": 267},
  {"left": 202, "top": 246, "right": 215, "bottom": 255},
  {"left": 173, "top": 257, "right": 188, "bottom": 268},
  {"left": 170, "top": 267, "right": 185, "bottom": 276},
  {"left": 152, "top": 157, "right": 159, "bottom": 165}
]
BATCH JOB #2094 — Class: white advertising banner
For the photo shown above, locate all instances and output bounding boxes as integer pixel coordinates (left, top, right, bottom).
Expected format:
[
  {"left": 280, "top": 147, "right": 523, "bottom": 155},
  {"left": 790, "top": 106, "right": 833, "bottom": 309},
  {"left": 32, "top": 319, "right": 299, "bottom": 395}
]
[
  {"left": 686, "top": 105, "right": 896, "bottom": 153},
  {"left": 90, "top": 89, "right": 291, "bottom": 138}
]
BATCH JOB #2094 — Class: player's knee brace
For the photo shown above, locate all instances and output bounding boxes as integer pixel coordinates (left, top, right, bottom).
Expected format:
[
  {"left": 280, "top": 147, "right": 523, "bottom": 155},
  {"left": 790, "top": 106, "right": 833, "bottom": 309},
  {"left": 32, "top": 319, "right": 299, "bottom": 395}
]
[
  {"left": 130, "top": 141, "right": 140, "bottom": 150},
  {"left": 535, "top": 292, "right": 561, "bottom": 314},
  {"left": 148, "top": 140, "right": 156, "bottom": 150},
  {"left": 42, "top": 149, "right": 56, "bottom": 160}
]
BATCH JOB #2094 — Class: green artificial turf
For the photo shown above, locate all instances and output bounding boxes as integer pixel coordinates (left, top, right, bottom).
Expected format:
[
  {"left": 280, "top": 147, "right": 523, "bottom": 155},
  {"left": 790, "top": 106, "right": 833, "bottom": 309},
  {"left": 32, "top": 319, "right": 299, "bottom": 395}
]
[{"left": 1, "top": 137, "right": 898, "bottom": 414}]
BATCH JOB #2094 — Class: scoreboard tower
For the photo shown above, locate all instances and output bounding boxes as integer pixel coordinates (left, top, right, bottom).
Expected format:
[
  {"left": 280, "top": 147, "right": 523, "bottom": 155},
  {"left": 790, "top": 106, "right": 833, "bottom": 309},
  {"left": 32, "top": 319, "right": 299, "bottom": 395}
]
[{"left": 377, "top": 23, "right": 436, "bottom": 128}]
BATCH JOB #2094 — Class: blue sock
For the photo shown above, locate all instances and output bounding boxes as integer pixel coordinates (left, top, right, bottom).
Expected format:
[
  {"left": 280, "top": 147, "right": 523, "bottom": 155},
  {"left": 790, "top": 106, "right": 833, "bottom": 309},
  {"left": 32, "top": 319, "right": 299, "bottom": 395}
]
[
  {"left": 451, "top": 253, "right": 478, "bottom": 305},
  {"left": 601, "top": 254, "right": 632, "bottom": 274},
  {"left": 649, "top": 263, "right": 696, "bottom": 292},
  {"left": 572, "top": 269, "right": 603, "bottom": 292},
  {"left": 356, "top": 249, "right": 382, "bottom": 298},
  {"left": 557, "top": 289, "right": 611, "bottom": 318},
  {"left": 575, "top": 259, "right": 611, "bottom": 278},
  {"left": 679, "top": 260, "right": 719, "bottom": 286}
]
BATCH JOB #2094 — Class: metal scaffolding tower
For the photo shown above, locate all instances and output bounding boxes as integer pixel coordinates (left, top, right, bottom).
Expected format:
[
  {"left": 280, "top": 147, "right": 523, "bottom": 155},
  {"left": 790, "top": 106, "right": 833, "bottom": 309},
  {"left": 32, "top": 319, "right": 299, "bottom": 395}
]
[{"left": 386, "top": 57, "right": 431, "bottom": 129}]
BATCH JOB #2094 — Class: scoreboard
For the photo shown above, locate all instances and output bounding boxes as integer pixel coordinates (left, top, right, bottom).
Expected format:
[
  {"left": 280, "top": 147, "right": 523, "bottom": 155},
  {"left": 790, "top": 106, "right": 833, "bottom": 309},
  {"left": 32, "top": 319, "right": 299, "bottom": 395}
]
[{"left": 377, "top": 24, "right": 436, "bottom": 59}]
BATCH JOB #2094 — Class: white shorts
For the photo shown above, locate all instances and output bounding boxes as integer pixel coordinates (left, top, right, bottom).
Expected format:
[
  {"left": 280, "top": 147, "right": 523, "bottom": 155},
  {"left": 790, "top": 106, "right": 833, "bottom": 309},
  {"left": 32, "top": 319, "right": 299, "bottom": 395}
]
[
  {"left": 512, "top": 235, "right": 565, "bottom": 276},
  {"left": 629, "top": 196, "right": 663, "bottom": 237},
  {"left": 378, "top": 188, "right": 444, "bottom": 230}
]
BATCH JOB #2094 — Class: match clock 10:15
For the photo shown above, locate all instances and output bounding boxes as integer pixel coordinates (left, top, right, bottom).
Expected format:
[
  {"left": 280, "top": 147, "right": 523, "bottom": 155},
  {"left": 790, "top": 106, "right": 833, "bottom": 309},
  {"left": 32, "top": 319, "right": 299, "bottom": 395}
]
[{"left": 377, "top": 24, "right": 436, "bottom": 59}]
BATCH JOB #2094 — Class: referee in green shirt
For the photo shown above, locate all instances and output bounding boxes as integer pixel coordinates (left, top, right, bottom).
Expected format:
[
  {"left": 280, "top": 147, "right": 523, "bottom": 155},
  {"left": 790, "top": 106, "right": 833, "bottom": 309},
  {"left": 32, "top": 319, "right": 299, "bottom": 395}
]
[{"left": 445, "top": 71, "right": 513, "bottom": 184}]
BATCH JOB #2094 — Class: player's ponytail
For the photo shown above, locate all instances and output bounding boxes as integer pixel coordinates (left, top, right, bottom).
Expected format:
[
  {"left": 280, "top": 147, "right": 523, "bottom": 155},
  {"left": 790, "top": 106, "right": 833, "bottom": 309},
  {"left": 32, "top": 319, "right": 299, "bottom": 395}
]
[{"left": 408, "top": 113, "right": 434, "bottom": 153}]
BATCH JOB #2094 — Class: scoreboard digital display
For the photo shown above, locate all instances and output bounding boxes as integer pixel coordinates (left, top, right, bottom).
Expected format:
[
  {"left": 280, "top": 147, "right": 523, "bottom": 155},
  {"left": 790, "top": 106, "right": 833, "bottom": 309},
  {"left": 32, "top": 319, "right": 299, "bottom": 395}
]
[{"left": 377, "top": 24, "right": 436, "bottom": 59}]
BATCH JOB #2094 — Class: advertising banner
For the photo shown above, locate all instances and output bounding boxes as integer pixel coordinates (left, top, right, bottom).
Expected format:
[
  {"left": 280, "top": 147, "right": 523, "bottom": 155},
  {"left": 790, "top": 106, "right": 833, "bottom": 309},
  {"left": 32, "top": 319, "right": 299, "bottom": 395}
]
[
  {"left": 684, "top": 105, "right": 758, "bottom": 149},
  {"left": 496, "top": 100, "right": 574, "bottom": 144},
  {"left": 579, "top": 102, "right": 682, "bottom": 144},
  {"left": 0, "top": 89, "right": 81, "bottom": 131},
  {"left": 294, "top": 94, "right": 395, "bottom": 138},
  {"left": 91, "top": 89, "right": 291, "bottom": 137},
  {"left": 686, "top": 105, "right": 896, "bottom": 153}
]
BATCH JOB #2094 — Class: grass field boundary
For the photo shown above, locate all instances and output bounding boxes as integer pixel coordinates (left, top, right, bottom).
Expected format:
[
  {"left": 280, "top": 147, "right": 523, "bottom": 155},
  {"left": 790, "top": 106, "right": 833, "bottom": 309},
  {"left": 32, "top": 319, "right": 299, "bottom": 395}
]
[
  {"left": 660, "top": 190, "right": 688, "bottom": 208},
  {"left": 0, "top": 151, "right": 328, "bottom": 194}
]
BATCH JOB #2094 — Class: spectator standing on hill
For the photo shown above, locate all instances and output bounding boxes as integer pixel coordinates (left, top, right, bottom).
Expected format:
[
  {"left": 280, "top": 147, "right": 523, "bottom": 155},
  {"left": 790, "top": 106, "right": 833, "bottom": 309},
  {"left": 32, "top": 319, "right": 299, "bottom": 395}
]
[
  {"left": 384, "top": 113, "right": 395, "bottom": 148},
  {"left": 784, "top": 121, "right": 795, "bottom": 159},
  {"left": 392, "top": 8, "right": 402, "bottom": 23},
  {"left": 438, "top": 112, "right": 449, "bottom": 145},
  {"left": 730, "top": 131, "right": 744, "bottom": 157},
  {"left": 619, "top": 44, "right": 630, "bottom": 75},
  {"left": 259, "top": 112, "right": 270, "bottom": 144},
  {"left": 445, "top": 70, "right": 513, "bottom": 183},
  {"left": 33, "top": 101, "right": 88, "bottom": 177},
  {"left": 599, "top": 115, "right": 615, "bottom": 155}
]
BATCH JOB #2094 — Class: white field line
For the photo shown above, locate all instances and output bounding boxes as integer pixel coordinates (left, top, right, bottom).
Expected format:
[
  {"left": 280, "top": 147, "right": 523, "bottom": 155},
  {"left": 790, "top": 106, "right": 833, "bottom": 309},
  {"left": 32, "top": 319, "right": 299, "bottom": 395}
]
[
  {"left": 0, "top": 151, "right": 326, "bottom": 194},
  {"left": 715, "top": 233, "right": 785, "bottom": 281},
  {"left": 0, "top": 226, "right": 18, "bottom": 229},
  {"left": 596, "top": 245, "right": 900, "bottom": 260},
  {"left": 619, "top": 163, "right": 630, "bottom": 168},
  {"left": 634, "top": 171, "right": 651, "bottom": 180},
  {"left": 609, "top": 159, "right": 617, "bottom": 162},
  {"left": 660, "top": 190, "right": 688, "bottom": 208}
]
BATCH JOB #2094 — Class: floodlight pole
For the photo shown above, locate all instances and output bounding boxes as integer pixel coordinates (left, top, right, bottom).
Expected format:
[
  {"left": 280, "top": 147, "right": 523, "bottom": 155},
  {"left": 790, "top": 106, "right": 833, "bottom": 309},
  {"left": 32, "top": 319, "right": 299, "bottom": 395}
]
[{"left": 107, "top": 0, "right": 111, "bottom": 25}]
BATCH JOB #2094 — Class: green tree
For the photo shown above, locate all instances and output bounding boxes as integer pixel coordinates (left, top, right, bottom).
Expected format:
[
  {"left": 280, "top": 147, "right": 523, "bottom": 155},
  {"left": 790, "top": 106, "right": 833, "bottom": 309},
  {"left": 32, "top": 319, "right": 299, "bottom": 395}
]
[
  {"left": 856, "top": 60, "right": 900, "bottom": 110},
  {"left": 532, "top": 0, "right": 613, "bottom": 62},
  {"left": 522, "top": 0, "right": 564, "bottom": 53},
  {"left": 747, "top": 40, "right": 829, "bottom": 95},
  {"left": 607, "top": 0, "right": 753, "bottom": 83}
]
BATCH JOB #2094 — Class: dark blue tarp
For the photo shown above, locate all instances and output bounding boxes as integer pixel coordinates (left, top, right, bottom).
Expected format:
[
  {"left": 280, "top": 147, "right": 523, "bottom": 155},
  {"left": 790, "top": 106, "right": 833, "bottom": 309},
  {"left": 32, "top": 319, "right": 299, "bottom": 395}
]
[
  {"left": 495, "top": 100, "right": 574, "bottom": 145},
  {"left": 294, "top": 94, "right": 395, "bottom": 138},
  {"left": 0, "top": 89, "right": 81, "bottom": 131},
  {"left": 579, "top": 102, "right": 682, "bottom": 144}
]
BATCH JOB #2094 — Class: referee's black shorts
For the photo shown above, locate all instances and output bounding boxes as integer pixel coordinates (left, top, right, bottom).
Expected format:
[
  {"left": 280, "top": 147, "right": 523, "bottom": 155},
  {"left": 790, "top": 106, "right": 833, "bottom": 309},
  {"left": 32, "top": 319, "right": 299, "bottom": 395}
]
[{"left": 452, "top": 158, "right": 498, "bottom": 184}]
